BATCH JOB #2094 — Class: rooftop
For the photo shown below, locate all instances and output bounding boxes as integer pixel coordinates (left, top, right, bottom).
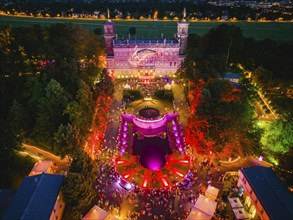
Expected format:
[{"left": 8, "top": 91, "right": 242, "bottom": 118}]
[
  {"left": 2, "top": 173, "right": 64, "bottom": 220},
  {"left": 29, "top": 160, "right": 53, "bottom": 176},
  {"left": 113, "top": 39, "right": 179, "bottom": 48},
  {"left": 241, "top": 166, "right": 293, "bottom": 220},
  {"left": 224, "top": 72, "right": 241, "bottom": 79}
]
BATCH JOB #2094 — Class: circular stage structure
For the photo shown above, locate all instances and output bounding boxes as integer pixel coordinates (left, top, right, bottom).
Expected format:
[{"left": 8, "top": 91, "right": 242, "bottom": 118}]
[{"left": 115, "top": 109, "right": 190, "bottom": 189}]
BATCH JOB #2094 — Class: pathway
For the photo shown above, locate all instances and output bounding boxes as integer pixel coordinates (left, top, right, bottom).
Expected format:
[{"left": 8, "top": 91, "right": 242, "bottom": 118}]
[
  {"left": 20, "top": 143, "right": 69, "bottom": 165},
  {"left": 171, "top": 83, "right": 190, "bottom": 130},
  {"left": 103, "top": 80, "right": 125, "bottom": 152}
]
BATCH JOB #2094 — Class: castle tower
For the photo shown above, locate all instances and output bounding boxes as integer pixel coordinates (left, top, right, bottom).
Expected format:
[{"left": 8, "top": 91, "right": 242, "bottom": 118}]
[
  {"left": 104, "top": 9, "right": 115, "bottom": 56},
  {"left": 177, "top": 8, "right": 189, "bottom": 55}
]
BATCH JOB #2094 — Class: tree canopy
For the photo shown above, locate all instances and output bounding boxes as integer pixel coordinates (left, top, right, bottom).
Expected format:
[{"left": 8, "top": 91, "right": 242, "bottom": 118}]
[{"left": 261, "top": 120, "right": 293, "bottom": 154}]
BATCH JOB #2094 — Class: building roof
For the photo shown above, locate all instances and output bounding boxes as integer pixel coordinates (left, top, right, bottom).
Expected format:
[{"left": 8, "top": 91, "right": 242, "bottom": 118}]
[
  {"left": 2, "top": 173, "right": 64, "bottom": 220},
  {"left": 29, "top": 160, "right": 52, "bottom": 176},
  {"left": 224, "top": 72, "right": 241, "bottom": 79},
  {"left": 241, "top": 166, "right": 293, "bottom": 220},
  {"left": 114, "top": 39, "right": 179, "bottom": 46}
]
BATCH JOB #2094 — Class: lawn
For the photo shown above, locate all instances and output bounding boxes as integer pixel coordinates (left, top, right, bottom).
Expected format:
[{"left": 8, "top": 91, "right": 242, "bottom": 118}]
[{"left": 1, "top": 15, "right": 293, "bottom": 42}]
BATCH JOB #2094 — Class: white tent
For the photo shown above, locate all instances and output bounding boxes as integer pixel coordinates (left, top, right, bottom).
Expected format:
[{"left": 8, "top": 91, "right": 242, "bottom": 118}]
[
  {"left": 186, "top": 194, "right": 217, "bottom": 220},
  {"left": 205, "top": 185, "right": 219, "bottom": 201},
  {"left": 124, "top": 83, "right": 131, "bottom": 89},
  {"left": 232, "top": 207, "right": 249, "bottom": 219},
  {"left": 228, "top": 197, "right": 243, "bottom": 208},
  {"left": 164, "top": 83, "right": 172, "bottom": 90},
  {"left": 82, "top": 205, "right": 109, "bottom": 220},
  {"left": 186, "top": 207, "right": 211, "bottom": 220}
]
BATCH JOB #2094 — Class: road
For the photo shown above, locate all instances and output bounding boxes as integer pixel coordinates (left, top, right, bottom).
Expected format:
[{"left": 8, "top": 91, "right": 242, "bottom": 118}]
[
  {"left": 103, "top": 80, "right": 125, "bottom": 152},
  {"left": 19, "top": 143, "right": 69, "bottom": 166},
  {"left": 257, "top": 90, "right": 278, "bottom": 120},
  {"left": 171, "top": 83, "right": 190, "bottom": 130}
]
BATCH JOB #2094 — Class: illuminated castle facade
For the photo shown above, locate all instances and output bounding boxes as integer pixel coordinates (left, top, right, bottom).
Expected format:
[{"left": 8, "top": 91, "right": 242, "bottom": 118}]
[{"left": 104, "top": 18, "right": 189, "bottom": 79}]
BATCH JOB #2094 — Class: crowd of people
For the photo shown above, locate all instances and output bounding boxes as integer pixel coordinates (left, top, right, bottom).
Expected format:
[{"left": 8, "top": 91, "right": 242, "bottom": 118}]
[{"left": 93, "top": 157, "right": 216, "bottom": 219}]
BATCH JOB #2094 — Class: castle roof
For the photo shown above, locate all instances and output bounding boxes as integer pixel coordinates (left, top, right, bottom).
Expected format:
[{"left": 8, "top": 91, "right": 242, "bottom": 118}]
[{"left": 113, "top": 39, "right": 179, "bottom": 48}]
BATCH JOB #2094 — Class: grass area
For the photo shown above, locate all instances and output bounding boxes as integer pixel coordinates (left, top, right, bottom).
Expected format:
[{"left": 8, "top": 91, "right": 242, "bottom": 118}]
[
  {"left": 0, "top": 154, "right": 35, "bottom": 189},
  {"left": 1, "top": 15, "right": 293, "bottom": 42},
  {"left": 126, "top": 98, "right": 173, "bottom": 115}
]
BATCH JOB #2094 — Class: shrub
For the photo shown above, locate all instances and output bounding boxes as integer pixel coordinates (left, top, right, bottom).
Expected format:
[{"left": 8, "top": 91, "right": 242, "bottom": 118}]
[
  {"left": 123, "top": 89, "right": 142, "bottom": 101},
  {"left": 154, "top": 89, "right": 174, "bottom": 101}
]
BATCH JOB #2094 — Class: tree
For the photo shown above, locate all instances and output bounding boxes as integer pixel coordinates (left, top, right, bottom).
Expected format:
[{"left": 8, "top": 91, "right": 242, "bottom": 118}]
[
  {"left": 62, "top": 173, "right": 96, "bottom": 218},
  {"left": 33, "top": 79, "right": 68, "bottom": 146},
  {"left": 261, "top": 120, "right": 293, "bottom": 154},
  {"left": 8, "top": 100, "right": 28, "bottom": 137},
  {"left": 252, "top": 66, "right": 272, "bottom": 89},
  {"left": 53, "top": 123, "right": 81, "bottom": 158},
  {"left": 95, "top": 69, "right": 114, "bottom": 96},
  {"left": 0, "top": 118, "right": 20, "bottom": 156},
  {"left": 62, "top": 152, "right": 97, "bottom": 218}
]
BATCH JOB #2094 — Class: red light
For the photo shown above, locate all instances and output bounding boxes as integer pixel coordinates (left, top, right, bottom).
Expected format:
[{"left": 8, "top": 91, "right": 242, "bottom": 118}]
[
  {"left": 175, "top": 171, "right": 184, "bottom": 177},
  {"left": 161, "top": 177, "right": 169, "bottom": 187},
  {"left": 123, "top": 174, "right": 130, "bottom": 179},
  {"left": 143, "top": 179, "right": 148, "bottom": 187}
]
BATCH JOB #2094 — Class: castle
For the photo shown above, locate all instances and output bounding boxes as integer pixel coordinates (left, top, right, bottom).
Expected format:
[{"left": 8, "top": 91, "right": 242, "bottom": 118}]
[{"left": 104, "top": 14, "right": 189, "bottom": 80}]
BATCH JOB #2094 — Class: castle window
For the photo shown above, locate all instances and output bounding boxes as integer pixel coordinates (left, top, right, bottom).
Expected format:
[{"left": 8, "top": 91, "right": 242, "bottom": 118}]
[{"left": 170, "top": 62, "right": 172, "bottom": 66}]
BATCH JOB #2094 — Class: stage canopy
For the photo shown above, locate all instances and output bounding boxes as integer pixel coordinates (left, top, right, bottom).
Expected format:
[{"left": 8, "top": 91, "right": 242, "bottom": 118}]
[
  {"left": 186, "top": 194, "right": 217, "bottom": 220},
  {"left": 228, "top": 197, "right": 243, "bottom": 209},
  {"left": 205, "top": 185, "right": 219, "bottom": 201}
]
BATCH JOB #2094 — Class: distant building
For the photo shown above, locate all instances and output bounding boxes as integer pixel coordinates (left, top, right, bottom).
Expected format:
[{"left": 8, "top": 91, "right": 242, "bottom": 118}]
[
  {"left": 237, "top": 166, "right": 293, "bottom": 220},
  {"left": 2, "top": 173, "right": 65, "bottom": 220},
  {"left": 224, "top": 72, "right": 241, "bottom": 83},
  {"left": 104, "top": 14, "right": 189, "bottom": 79}
]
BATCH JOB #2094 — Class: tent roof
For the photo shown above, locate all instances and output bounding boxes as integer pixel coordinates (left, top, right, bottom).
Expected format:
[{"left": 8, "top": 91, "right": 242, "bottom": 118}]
[
  {"left": 241, "top": 166, "right": 293, "bottom": 220},
  {"left": 205, "top": 185, "right": 219, "bottom": 201},
  {"left": 228, "top": 197, "right": 243, "bottom": 208},
  {"left": 2, "top": 173, "right": 64, "bottom": 220},
  {"left": 194, "top": 194, "right": 217, "bottom": 217},
  {"left": 232, "top": 207, "right": 249, "bottom": 219},
  {"left": 186, "top": 207, "right": 211, "bottom": 220},
  {"left": 83, "top": 205, "right": 109, "bottom": 220},
  {"left": 224, "top": 72, "right": 240, "bottom": 79}
]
